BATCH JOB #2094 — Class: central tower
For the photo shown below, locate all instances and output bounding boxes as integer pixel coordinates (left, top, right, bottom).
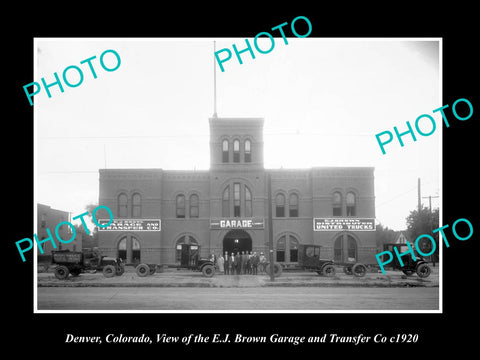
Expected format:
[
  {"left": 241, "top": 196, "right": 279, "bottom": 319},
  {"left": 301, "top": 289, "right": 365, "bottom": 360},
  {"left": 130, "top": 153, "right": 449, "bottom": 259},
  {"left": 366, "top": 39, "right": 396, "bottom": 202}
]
[{"left": 209, "top": 117, "right": 264, "bottom": 171}]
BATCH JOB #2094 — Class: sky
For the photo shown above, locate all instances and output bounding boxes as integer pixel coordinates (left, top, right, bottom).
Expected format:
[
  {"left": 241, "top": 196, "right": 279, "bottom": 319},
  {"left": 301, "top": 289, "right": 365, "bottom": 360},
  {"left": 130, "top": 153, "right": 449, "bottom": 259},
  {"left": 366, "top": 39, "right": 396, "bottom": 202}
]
[{"left": 34, "top": 38, "right": 441, "bottom": 231}]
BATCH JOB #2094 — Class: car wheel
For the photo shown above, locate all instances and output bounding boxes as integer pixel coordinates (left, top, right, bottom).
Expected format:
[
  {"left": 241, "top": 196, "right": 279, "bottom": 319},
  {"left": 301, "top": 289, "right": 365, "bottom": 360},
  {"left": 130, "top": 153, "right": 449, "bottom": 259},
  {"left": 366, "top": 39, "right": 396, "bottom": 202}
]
[
  {"left": 322, "top": 264, "right": 336, "bottom": 277},
  {"left": 266, "top": 263, "right": 283, "bottom": 278},
  {"left": 416, "top": 263, "right": 431, "bottom": 278},
  {"left": 352, "top": 263, "right": 367, "bottom": 277},
  {"left": 136, "top": 264, "right": 150, "bottom": 277},
  {"left": 103, "top": 265, "right": 116, "bottom": 278},
  {"left": 202, "top": 264, "right": 215, "bottom": 277},
  {"left": 54, "top": 265, "right": 70, "bottom": 280}
]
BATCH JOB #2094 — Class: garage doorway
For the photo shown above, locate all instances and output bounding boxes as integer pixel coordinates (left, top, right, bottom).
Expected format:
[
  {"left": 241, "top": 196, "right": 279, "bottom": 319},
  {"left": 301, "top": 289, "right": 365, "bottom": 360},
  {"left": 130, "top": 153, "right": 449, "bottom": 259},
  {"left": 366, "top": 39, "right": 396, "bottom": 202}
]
[{"left": 223, "top": 229, "right": 252, "bottom": 256}]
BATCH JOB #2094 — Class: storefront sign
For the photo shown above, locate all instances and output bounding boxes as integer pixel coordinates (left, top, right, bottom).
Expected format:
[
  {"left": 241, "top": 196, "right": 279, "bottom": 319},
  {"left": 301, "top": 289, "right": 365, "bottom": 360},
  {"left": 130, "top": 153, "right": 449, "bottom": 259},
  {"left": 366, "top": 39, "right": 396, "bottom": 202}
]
[
  {"left": 97, "top": 219, "right": 161, "bottom": 231},
  {"left": 210, "top": 218, "right": 264, "bottom": 229},
  {"left": 313, "top": 218, "right": 375, "bottom": 231}
]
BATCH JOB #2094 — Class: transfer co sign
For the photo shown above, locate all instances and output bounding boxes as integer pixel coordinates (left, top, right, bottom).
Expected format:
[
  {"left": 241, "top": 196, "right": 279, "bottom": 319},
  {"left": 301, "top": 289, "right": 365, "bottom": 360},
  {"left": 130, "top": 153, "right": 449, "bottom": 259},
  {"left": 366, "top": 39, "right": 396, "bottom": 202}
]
[
  {"left": 313, "top": 218, "right": 375, "bottom": 231},
  {"left": 97, "top": 219, "right": 161, "bottom": 231}
]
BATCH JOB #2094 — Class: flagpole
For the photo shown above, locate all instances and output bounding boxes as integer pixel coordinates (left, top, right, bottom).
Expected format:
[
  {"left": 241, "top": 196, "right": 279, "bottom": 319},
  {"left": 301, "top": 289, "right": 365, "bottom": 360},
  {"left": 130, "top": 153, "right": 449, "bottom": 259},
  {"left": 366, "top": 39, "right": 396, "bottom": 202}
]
[{"left": 213, "top": 40, "right": 218, "bottom": 118}]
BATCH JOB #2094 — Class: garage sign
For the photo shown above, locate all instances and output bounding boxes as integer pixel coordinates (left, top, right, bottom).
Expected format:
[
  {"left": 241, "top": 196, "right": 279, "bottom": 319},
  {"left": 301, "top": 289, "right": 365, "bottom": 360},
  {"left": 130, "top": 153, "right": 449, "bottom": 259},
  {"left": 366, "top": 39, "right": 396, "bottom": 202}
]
[{"left": 210, "top": 218, "right": 264, "bottom": 229}]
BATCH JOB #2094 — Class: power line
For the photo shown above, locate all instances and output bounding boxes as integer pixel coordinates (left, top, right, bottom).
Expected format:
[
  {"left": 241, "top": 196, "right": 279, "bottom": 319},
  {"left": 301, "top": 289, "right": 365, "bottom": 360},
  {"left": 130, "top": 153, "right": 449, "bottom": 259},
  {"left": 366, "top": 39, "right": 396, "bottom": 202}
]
[
  {"left": 38, "top": 132, "right": 372, "bottom": 140},
  {"left": 376, "top": 185, "right": 418, "bottom": 208}
]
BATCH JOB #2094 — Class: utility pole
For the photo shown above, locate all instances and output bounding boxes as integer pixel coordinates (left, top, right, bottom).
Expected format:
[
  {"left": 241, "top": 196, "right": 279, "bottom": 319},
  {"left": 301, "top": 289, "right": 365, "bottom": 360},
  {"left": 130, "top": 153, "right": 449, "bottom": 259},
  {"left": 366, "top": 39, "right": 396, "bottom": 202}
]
[
  {"left": 422, "top": 195, "right": 439, "bottom": 213},
  {"left": 422, "top": 194, "right": 440, "bottom": 266},
  {"left": 267, "top": 172, "right": 274, "bottom": 282}
]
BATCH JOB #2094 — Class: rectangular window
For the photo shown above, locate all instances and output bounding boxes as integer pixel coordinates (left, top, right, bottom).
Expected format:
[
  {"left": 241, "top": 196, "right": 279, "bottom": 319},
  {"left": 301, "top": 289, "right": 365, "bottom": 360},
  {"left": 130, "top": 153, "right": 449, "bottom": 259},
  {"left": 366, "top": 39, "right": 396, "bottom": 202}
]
[
  {"left": 346, "top": 206, "right": 356, "bottom": 216},
  {"left": 289, "top": 194, "right": 299, "bottom": 217},
  {"left": 41, "top": 214, "right": 46, "bottom": 228},
  {"left": 275, "top": 194, "right": 285, "bottom": 217},
  {"left": 290, "top": 249, "right": 298, "bottom": 262},
  {"left": 276, "top": 250, "right": 285, "bottom": 262},
  {"left": 233, "top": 140, "right": 240, "bottom": 163},
  {"left": 132, "top": 205, "right": 141, "bottom": 218},
  {"left": 333, "top": 206, "right": 342, "bottom": 216},
  {"left": 244, "top": 140, "right": 251, "bottom": 163},
  {"left": 190, "top": 195, "right": 199, "bottom": 218},
  {"left": 234, "top": 183, "right": 240, "bottom": 217},
  {"left": 222, "top": 186, "right": 230, "bottom": 217},
  {"left": 222, "top": 140, "right": 229, "bottom": 163},
  {"left": 176, "top": 195, "right": 185, "bottom": 218},
  {"left": 245, "top": 187, "right": 252, "bottom": 217},
  {"left": 276, "top": 206, "right": 284, "bottom": 217}
]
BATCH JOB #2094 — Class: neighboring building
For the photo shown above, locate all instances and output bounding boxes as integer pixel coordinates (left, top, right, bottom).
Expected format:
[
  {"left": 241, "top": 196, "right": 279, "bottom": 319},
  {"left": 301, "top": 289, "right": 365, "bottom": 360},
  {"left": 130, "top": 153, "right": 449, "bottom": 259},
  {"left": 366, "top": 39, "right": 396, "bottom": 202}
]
[
  {"left": 98, "top": 117, "right": 376, "bottom": 266},
  {"left": 394, "top": 232, "right": 409, "bottom": 244},
  {"left": 37, "top": 203, "right": 82, "bottom": 254}
]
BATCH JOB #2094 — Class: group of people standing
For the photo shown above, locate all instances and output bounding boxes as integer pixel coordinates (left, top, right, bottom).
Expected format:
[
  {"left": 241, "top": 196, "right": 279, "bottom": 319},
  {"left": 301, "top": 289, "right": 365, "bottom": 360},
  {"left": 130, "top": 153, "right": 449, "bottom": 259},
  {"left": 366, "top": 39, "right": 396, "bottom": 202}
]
[{"left": 212, "top": 251, "right": 268, "bottom": 275}]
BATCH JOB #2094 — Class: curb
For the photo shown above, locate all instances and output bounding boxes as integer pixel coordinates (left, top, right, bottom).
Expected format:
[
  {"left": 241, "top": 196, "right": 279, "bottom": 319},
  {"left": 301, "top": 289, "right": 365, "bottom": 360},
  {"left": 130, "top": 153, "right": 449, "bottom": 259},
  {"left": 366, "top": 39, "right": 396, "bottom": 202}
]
[{"left": 37, "top": 280, "right": 438, "bottom": 288}]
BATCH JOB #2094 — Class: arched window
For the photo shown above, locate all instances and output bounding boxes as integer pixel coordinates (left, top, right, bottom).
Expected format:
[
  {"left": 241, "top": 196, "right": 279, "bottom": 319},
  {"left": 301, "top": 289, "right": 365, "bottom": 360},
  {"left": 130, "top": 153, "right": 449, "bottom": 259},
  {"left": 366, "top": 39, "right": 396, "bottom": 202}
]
[
  {"left": 118, "top": 193, "right": 128, "bottom": 218},
  {"left": 289, "top": 193, "right": 299, "bottom": 217},
  {"left": 275, "top": 193, "right": 285, "bottom": 217},
  {"left": 222, "top": 139, "right": 229, "bottom": 163},
  {"left": 245, "top": 186, "right": 252, "bottom": 217},
  {"left": 276, "top": 234, "right": 300, "bottom": 263},
  {"left": 333, "top": 191, "right": 342, "bottom": 216},
  {"left": 233, "top": 139, "right": 240, "bottom": 163},
  {"left": 176, "top": 194, "right": 185, "bottom": 218},
  {"left": 244, "top": 139, "right": 251, "bottom": 162},
  {"left": 346, "top": 192, "right": 356, "bottom": 216},
  {"left": 132, "top": 193, "right": 141, "bottom": 218},
  {"left": 189, "top": 194, "right": 199, "bottom": 218},
  {"left": 222, "top": 186, "right": 230, "bottom": 217},
  {"left": 175, "top": 235, "right": 198, "bottom": 264},
  {"left": 334, "top": 235, "right": 358, "bottom": 263},
  {"left": 118, "top": 236, "right": 141, "bottom": 264}
]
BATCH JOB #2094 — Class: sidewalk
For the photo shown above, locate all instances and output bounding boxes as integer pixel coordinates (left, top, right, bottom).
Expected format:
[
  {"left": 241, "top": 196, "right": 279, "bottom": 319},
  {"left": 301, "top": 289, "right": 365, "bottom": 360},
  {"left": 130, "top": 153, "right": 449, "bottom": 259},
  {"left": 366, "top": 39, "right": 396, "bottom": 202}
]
[{"left": 36, "top": 266, "right": 440, "bottom": 288}]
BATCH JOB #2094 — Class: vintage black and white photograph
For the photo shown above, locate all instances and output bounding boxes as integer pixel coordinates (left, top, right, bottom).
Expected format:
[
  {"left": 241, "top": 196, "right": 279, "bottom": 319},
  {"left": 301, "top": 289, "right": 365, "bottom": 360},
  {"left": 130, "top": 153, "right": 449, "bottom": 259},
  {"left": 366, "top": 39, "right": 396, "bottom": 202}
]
[{"left": 33, "top": 37, "right": 441, "bottom": 312}]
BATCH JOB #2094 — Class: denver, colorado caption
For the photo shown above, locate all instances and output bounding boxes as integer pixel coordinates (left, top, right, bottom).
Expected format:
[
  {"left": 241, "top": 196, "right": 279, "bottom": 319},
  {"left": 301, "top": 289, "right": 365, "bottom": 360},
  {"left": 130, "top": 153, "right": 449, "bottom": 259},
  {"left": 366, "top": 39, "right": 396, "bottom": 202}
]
[{"left": 65, "top": 333, "right": 419, "bottom": 346}]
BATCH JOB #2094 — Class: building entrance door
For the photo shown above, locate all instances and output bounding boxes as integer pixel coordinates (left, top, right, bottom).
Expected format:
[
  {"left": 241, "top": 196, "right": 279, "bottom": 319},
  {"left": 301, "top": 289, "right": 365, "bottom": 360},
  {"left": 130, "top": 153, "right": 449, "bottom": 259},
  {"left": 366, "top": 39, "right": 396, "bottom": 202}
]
[{"left": 223, "top": 229, "right": 252, "bottom": 256}]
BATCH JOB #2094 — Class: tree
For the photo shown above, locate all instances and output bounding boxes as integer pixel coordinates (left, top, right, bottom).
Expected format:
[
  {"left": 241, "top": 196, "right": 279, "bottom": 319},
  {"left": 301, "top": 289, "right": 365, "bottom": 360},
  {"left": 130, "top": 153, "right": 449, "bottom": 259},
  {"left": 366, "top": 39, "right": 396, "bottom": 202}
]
[
  {"left": 75, "top": 202, "right": 99, "bottom": 249},
  {"left": 405, "top": 206, "right": 439, "bottom": 263},
  {"left": 375, "top": 223, "right": 397, "bottom": 251}
]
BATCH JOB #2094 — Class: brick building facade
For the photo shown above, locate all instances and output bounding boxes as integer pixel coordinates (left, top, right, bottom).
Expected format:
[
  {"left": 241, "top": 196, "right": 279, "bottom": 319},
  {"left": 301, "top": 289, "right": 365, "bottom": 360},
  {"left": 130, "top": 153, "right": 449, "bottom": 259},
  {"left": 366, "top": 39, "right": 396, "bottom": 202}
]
[
  {"left": 37, "top": 203, "right": 82, "bottom": 254},
  {"left": 98, "top": 117, "right": 376, "bottom": 267}
]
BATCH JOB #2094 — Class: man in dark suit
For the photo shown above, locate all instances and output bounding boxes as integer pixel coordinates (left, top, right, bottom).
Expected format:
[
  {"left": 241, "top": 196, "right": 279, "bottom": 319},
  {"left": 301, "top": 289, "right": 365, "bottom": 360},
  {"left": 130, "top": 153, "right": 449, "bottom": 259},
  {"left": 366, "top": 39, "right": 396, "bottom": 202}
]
[
  {"left": 241, "top": 251, "right": 248, "bottom": 274},
  {"left": 251, "top": 252, "right": 259, "bottom": 275},
  {"left": 234, "top": 252, "right": 241, "bottom": 275},
  {"left": 224, "top": 251, "right": 230, "bottom": 275}
]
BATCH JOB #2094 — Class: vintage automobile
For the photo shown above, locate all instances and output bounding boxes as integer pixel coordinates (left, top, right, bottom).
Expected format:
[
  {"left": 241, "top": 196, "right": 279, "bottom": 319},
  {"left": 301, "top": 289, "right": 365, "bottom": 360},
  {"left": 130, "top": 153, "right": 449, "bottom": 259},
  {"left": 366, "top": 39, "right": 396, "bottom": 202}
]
[
  {"left": 51, "top": 248, "right": 124, "bottom": 280},
  {"left": 134, "top": 243, "right": 216, "bottom": 278},
  {"left": 297, "top": 244, "right": 336, "bottom": 276},
  {"left": 341, "top": 243, "right": 432, "bottom": 278}
]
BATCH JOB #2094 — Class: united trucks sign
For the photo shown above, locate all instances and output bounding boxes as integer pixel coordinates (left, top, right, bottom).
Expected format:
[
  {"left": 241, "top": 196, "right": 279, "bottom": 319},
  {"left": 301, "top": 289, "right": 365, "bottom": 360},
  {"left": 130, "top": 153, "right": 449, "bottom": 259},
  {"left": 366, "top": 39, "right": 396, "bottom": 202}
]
[
  {"left": 313, "top": 218, "right": 375, "bottom": 231},
  {"left": 97, "top": 219, "right": 161, "bottom": 231},
  {"left": 210, "top": 218, "right": 264, "bottom": 229}
]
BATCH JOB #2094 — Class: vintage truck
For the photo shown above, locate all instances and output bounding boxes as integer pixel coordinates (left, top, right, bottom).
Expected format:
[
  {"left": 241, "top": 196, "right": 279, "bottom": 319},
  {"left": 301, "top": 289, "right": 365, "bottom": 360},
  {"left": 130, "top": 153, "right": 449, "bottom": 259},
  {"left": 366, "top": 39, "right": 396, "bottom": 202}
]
[
  {"left": 51, "top": 248, "right": 124, "bottom": 280},
  {"left": 133, "top": 243, "right": 216, "bottom": 278},
  {"left": 297, "top": 244, "right": 336, "bottom": 276},
  {"left": 340, "top": 243, "right": 432, "bottom": 278}
]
